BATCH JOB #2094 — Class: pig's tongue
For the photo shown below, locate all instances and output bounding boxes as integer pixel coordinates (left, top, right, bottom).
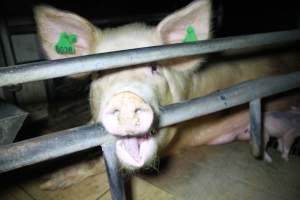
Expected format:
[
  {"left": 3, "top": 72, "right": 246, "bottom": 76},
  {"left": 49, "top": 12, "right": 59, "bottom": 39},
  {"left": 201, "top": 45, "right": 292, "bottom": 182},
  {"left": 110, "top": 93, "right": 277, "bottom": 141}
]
[{"left": 123, "top": 137, "right": 140, "bottom": 162}]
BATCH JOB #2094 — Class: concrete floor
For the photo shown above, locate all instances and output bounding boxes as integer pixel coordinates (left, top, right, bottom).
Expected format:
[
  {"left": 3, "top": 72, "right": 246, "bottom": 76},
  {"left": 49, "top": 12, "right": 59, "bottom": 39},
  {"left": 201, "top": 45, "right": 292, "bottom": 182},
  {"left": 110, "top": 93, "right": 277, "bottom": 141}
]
[{"left": 142, "top": 141, "right": 300, "bottom": 200}]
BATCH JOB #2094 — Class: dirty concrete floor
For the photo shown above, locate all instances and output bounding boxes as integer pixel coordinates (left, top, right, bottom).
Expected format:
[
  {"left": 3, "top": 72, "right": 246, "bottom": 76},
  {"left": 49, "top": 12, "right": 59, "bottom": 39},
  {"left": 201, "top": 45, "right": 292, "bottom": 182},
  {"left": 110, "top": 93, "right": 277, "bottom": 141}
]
[{"left": 141, "top": 141, "right": 300, "bottom": 200}]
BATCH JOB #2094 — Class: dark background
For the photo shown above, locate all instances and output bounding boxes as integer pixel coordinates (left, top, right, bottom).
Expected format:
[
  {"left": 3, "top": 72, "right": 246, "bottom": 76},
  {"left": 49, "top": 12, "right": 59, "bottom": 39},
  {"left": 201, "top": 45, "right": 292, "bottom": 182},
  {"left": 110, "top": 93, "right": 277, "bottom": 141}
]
[{"left": 0, "top": 0, "right": 299, "bottom": 36}]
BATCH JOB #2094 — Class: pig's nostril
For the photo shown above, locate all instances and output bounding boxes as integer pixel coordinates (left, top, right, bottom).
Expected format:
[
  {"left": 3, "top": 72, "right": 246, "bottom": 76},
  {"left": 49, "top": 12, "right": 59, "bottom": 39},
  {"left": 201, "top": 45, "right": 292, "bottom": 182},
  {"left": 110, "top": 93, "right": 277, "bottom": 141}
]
[
  {"left": 112, "top": 109, "right": 120, "bottom": 116},
  {"left": 134, "top": 108, "right": 142, "bottom": 114},
  {"left": 102, "top": 92, "right": 154, "bottom": 136}
]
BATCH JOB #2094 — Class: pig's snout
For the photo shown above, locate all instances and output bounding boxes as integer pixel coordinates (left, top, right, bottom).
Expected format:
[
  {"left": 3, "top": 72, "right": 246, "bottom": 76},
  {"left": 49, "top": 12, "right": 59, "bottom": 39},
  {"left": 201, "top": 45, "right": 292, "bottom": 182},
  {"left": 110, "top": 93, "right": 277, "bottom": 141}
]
[{"left": 102, "top": 92, "right": 154, "bottom": 136}]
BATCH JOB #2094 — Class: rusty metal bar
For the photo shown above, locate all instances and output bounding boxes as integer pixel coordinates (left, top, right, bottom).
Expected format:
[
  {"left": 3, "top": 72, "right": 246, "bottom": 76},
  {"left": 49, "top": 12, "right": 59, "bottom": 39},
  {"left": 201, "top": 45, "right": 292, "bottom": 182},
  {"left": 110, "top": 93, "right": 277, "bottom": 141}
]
[
  {"left": 249, "top": 98, "right": 263, "bottom": 158},
  {"left": 0, "top": 29, "right": 300, "bottom": 87},
  {"left": 0, "top": 71, "right": 299, "bottom": 173}
]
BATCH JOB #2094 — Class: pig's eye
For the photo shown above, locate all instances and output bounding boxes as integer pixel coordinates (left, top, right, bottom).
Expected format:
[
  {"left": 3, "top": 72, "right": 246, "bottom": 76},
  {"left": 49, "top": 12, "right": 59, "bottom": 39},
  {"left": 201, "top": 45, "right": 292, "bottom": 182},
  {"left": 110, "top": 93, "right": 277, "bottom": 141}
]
[{"left": 150, "top": 63, "right": 159, "bottom": 74}]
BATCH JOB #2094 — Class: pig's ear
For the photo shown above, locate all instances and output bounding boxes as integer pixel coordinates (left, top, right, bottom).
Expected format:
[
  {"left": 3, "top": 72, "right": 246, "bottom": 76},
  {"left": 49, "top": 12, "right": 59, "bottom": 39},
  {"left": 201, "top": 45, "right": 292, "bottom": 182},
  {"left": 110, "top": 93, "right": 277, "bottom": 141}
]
[
  {"left": 34, "top": 5, "right": 99, "bottom": 60},
  {"left": 157, "top": 0, "right": 212, "bottom": 43},
  {"left": 156, "top": 0, "right": 212, "bottom": 71}
]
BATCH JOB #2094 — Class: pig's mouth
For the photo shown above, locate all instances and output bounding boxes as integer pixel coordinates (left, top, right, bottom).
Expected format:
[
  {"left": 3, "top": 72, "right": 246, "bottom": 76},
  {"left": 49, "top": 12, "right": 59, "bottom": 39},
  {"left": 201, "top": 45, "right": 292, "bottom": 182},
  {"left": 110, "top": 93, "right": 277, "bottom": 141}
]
[{"left": 116, "top": 131, "right": 157, "bottom": 169}]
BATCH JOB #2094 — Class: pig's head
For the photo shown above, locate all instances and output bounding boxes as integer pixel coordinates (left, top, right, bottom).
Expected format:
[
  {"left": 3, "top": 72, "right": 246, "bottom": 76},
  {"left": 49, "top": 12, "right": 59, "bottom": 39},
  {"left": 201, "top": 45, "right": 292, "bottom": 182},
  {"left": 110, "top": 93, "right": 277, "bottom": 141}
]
[{"left": 35, "top": 0, "right": 212, "bottom": 170}]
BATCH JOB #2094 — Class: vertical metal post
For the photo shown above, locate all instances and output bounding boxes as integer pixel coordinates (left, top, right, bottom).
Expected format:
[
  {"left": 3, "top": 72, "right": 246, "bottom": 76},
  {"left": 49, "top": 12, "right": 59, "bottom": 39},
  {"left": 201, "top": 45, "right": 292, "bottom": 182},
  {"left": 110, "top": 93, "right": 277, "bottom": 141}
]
[
  {"left": 249, "top": 98, "right": 263, "bottom": 158},
  {"left": 0, "top": 18, "right": 17, "bottom": 103},
  {"left": 0, "top": 19, "right": 15, "bottom": 66},
  {"left": 102, "top": 142, "right": 126, "bottom": 200}
]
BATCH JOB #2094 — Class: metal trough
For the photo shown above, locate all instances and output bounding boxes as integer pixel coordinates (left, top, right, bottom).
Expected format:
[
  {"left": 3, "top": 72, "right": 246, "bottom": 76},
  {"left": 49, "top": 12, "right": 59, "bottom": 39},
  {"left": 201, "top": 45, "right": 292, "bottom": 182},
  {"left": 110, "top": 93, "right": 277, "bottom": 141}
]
[{"left": 0, "top": 101, "right": 27, "bottom": 145}]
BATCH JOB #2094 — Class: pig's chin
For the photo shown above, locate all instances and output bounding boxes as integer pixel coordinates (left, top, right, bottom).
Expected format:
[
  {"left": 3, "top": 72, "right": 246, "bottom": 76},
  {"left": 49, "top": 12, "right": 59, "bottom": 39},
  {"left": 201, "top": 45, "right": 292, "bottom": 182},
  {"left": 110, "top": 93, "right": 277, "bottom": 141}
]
[{"left": 116, "top": 133, "right": 157, "bottom": 170}]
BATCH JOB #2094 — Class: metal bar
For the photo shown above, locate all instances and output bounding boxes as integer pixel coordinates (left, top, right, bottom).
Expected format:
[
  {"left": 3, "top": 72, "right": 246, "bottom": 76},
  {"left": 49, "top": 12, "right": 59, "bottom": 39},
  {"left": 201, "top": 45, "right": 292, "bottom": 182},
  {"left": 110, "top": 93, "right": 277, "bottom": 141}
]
[
  {"left": 0, "top": 29, "right": 300, "bottom": 87},
  {"left": 0, "top": 123, "right": 113, "bottom": 172},
  {"left": 0, "top": 18, "right": 17, "bottom": 102},
  {"left": 0, "top": 19, "right": 15, "bottom": 66},
  {"left": 249, "top": 98, "right": 262, "bottom": 158},
  {"left": 159, "top": 71, "right": 300, "bottom": 127},
  {"left": 0, "top": 71, "right": 300, "bottom": 173},
  {"left": 102, "top": 143, "right": 126, "bottom": 200}
]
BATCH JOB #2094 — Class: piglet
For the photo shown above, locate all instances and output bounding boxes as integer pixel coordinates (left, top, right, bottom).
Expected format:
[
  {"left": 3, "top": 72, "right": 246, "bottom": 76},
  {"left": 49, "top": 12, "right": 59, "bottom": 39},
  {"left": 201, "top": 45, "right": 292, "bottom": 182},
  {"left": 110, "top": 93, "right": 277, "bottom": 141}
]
[
  {"left": 264, "top": 108, "right": 300, "bottom": 162},
  {"left": 207, "top": 108, "right": 300, "bottom": 162}
]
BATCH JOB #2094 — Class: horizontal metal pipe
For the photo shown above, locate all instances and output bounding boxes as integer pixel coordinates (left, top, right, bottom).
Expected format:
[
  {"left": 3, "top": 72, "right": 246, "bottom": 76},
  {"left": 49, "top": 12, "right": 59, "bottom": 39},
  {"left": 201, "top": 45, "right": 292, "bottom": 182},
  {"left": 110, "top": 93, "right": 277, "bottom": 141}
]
[
  {"left": 1, "top": 29, "right": 300, "bottom": 87},
  {"left": 159, "top": 71, "right": 300, "bottom": 127},
  {"left": 0, "top": 71, "right": 300, "bottom": 172},
  {"left": 0, "top": 124, "right": 115, "bottom": 173}
]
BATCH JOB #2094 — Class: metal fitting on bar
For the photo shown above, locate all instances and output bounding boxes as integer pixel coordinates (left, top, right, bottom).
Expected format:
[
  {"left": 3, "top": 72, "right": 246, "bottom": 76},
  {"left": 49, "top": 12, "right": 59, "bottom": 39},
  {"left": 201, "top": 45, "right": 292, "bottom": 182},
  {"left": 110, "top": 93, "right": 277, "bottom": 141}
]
[{"left": 0, "top": 29, "right": 300, "bottom": 87}]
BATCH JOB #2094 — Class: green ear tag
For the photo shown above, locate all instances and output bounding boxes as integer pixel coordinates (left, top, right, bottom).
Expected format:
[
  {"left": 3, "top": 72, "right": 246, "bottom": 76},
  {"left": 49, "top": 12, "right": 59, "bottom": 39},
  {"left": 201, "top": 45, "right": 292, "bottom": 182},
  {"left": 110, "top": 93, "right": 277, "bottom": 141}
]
[
  {"left": 55, "top": 32, "right": 77, "bottom": 54},
  {"left": 182, "top": 26, "right": 198, "bottom": 43}
]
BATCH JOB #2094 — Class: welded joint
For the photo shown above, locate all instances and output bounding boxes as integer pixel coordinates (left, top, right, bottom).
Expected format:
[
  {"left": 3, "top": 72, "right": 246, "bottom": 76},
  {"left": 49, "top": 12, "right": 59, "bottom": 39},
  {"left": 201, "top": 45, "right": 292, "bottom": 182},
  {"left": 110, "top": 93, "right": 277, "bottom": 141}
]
[{"left": 249, "top": 98, "right": 263, "bottom": 158}]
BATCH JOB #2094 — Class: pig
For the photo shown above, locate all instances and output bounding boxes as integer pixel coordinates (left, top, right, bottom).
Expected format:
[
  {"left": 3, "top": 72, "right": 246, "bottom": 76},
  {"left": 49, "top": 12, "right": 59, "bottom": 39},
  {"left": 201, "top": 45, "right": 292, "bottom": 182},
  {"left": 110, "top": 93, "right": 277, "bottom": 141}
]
[
  {"left": 207, "top": 107, "right": 300, "bottom": 162},
  {"left": 34, "top": 0, "right": 300, "bottom": 189},
  {"left": 206, "top": 110, "right": 251, "bottom": 145},
  {"left": 263, "top": 108, "right": 300, "bottom": 162}
]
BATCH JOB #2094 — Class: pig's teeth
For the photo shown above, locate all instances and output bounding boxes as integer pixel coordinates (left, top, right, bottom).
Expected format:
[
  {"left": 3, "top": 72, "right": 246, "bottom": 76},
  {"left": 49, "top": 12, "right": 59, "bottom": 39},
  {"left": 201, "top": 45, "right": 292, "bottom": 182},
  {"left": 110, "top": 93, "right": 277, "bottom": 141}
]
[{"left": 122, "top": 138, "right": 141, "bottom": 162}]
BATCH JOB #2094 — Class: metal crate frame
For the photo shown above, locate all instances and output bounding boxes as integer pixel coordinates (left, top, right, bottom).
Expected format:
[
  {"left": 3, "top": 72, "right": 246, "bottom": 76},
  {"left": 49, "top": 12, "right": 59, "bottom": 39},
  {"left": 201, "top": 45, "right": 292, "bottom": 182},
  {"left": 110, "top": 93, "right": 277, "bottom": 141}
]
[{"left": 0, "top": 29, "right": 300, "bottom": 200}]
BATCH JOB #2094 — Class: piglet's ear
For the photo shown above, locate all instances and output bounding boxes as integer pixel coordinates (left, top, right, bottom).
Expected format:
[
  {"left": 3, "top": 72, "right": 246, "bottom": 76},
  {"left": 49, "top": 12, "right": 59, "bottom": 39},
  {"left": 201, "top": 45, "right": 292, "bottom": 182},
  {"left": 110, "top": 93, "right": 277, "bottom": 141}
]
[
  {"left": 34, "top": 5, "right": 100, "bottom": 60},
  {"left": 157, "top": 0, "right": 212, "bottom": 44}
]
